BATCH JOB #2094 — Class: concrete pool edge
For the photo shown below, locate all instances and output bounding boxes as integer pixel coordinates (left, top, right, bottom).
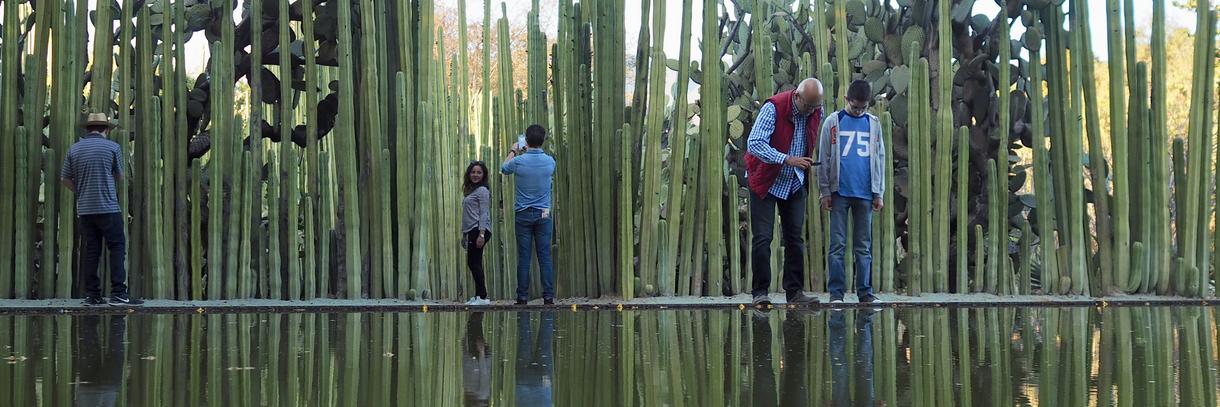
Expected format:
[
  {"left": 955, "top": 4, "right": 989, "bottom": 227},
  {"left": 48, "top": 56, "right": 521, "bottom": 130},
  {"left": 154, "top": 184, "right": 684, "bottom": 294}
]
[{"left": 0, "top": 293, "right": 1216, "bottom": 315}]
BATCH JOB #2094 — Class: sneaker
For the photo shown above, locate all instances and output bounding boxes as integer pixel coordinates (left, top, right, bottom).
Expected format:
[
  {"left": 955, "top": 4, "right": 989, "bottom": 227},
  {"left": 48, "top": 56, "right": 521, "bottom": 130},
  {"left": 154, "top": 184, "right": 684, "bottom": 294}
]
[
  {"left": 515, "top": 299, "right": 528, "bottom": 305},
  {"left": 543, "top": 298, "right": 554, "bottom": 305},
  {"left": 829, "top": 295, "right": 844, "bottom": 304},
  {"left": 785, "top": 292, "right": 819, "bottom": 304},
  {"left": 858, "top": 294, "right": 882, "bottom": 304},
  {"left": 83, "top": 296, "right": 106, "bottom": 306},
  {"left": 752, "top": 294, "right": 772, "bottom": 306},
  {"left": 465, "top": 297, "right": 482, "bottom": 305},
  {"left": 476, "top": 298, "right": 492, "bottom": 305},
  {"left": 107, "top": 295, "right": 144, "bottom": 306}
]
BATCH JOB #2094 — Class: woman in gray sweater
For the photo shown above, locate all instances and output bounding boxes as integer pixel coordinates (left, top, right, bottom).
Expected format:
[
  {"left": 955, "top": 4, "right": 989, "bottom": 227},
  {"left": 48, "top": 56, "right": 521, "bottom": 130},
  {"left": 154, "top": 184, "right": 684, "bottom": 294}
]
[{"left": 462, "top": 161, "right": 493, "bottom": 305}]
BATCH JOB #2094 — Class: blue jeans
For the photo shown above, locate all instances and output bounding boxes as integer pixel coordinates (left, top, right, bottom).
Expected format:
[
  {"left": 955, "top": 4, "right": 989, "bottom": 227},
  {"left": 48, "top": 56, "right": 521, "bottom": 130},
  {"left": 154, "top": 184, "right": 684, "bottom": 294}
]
[
  {"left": 515, "top": 208, "right": 554, "bottom": 300},
  {"left": 828, "top": 194, "right": 873, "bottom": 298}
]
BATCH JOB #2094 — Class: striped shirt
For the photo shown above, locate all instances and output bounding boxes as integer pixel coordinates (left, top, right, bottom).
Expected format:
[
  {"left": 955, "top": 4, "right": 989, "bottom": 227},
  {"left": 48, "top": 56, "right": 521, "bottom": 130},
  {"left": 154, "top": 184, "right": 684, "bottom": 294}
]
[
  {"left": 747, "top": 101, "right": 808, "bottom": 200},
  {"left": 60, "top": 133, "right": 124, "bottom": 215}
]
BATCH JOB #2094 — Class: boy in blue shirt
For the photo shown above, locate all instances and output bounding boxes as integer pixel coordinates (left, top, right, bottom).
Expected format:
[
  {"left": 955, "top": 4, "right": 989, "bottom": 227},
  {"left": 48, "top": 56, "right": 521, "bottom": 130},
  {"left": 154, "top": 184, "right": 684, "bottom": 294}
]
[
  {"left": 817, "top": 80, "right": 886, "bottom": 304},
  {"left": 501, "top": 124, "right": 557, "bottom": 305}
]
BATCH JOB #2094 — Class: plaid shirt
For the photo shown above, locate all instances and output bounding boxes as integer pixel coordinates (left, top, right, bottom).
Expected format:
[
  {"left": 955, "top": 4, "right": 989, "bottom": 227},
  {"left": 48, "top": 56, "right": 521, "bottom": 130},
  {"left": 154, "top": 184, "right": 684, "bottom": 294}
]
[{"left": 747, "top": 101, "right": 808, "bottom": 200}]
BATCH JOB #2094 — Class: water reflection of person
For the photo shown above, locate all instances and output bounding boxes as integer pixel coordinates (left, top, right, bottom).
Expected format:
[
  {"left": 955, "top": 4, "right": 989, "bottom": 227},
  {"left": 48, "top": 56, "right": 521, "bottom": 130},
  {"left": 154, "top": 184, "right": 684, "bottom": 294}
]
[
  {"left": 515, "top": 311, "right": 555, "bottom": 406},
  {"left": 463, "top": 312, "right": 492, "bottom": 406},
  {"left": 830, "top": 310, "right": 875, "bottom": 407},
  {"left": 751, "top": 311, "right": 812, "bottom": 405},
  {"left": 75, "top": 315, "right": 127, "bottom": 407}
]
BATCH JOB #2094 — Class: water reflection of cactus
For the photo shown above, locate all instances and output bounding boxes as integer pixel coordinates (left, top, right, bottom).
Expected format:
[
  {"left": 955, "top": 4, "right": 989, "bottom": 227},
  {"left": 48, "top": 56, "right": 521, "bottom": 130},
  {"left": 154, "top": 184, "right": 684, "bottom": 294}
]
[{"left": 0, "top": 307, "right": 1216, "bottom": 405}]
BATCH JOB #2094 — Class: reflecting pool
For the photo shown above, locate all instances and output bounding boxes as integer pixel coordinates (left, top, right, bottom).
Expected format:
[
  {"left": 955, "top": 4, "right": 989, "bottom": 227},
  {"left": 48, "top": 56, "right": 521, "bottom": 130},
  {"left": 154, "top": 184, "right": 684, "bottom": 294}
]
[{"left": 0, "top": 306, "right": 1217, "bottom": 406}]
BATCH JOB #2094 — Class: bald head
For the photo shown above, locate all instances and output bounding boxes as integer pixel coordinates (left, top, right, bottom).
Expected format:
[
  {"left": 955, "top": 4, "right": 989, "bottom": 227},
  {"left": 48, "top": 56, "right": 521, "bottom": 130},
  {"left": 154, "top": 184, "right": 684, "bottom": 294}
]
[{"left": 794, "top": 78, "right": 824, "bottom": 116}]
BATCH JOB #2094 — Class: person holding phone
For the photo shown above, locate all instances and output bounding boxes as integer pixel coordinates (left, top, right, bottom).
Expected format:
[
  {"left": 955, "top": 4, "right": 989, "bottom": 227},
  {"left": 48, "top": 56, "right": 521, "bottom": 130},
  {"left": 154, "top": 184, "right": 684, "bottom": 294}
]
[
  {"left": 745, "top": 78, "right": 825, "bottom": 306},
  {"left": 501, "top": 124, "right": 557, "bottom": 305}
]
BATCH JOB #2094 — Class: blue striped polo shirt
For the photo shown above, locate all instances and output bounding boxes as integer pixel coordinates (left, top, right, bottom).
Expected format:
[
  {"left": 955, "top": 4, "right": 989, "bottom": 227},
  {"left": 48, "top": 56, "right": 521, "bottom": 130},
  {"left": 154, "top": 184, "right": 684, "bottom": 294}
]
[{"left": 60, "top": 132, "right": 124, "bottom": 215}]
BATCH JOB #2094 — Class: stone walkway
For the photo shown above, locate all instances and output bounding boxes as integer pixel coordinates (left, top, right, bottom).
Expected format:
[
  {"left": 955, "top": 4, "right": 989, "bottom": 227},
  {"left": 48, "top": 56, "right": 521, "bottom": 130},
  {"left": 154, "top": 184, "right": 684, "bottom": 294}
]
[{"left": 0, "top": 293, "right": 1215, "bottom": 315}]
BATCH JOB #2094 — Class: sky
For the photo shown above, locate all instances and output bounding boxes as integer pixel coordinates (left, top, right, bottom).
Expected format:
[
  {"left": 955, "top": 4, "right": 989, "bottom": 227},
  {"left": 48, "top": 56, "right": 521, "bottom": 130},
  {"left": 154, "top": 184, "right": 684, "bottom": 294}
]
[{"left": 174, "top": 0, "right": 1203, "bottom": 76}]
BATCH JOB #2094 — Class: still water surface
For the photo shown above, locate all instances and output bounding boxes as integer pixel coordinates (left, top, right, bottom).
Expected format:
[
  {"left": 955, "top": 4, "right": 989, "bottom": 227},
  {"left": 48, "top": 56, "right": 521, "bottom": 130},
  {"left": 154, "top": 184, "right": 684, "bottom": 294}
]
[{"left": 0, "top": 306, "right": 1218, "bottom": 406}]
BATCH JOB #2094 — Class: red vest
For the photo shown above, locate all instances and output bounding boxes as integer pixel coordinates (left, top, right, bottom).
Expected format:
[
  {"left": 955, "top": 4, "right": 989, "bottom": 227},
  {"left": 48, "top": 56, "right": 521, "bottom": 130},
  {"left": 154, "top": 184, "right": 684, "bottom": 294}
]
[{"left": 745, "top": 90, "right": 822, "bottom": 196}]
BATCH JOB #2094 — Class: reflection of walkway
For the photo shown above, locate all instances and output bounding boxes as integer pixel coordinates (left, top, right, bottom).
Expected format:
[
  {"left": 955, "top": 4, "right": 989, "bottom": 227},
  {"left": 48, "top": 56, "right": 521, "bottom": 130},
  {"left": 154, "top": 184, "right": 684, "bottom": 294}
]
[
  {"left": 463, "top": 312, "right": 491, "bottom": 407},
  {"left": 75, "top": 315, "right": 127, "bottom": 407},
  {"left": 516, "top": 311, "right": 555, "bottom": 406},
  {"left": 830, "top": 310, "right": 875, "bottom": 407}
]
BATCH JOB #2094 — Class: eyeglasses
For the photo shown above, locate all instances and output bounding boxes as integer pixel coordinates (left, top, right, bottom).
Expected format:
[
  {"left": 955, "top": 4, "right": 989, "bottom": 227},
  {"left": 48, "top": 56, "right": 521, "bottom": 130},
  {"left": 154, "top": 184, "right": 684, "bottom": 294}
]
[{"left": 469, "top": 160, "right": 485, "bottom": 165}]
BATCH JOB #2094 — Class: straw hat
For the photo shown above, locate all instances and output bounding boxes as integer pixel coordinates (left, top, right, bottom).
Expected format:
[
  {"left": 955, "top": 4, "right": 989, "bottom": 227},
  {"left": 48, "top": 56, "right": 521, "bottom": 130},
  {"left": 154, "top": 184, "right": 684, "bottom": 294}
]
[{"left": 82, "top": 113, "right": 116, "bottom": 128}]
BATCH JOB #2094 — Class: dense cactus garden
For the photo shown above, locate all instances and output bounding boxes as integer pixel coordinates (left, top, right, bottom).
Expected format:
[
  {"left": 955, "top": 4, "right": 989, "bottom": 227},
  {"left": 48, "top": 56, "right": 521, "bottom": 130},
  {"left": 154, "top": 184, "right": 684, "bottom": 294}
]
[{"left": 0, "top": 0, "right": 1216, "bottom": 300}]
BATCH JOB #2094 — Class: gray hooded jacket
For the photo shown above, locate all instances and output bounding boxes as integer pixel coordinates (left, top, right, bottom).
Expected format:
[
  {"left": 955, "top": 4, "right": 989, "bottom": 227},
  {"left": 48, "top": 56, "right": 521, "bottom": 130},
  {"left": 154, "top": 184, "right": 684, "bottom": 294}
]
[{"left": 816, "top": 110, "right": 886, "bottom": 200}]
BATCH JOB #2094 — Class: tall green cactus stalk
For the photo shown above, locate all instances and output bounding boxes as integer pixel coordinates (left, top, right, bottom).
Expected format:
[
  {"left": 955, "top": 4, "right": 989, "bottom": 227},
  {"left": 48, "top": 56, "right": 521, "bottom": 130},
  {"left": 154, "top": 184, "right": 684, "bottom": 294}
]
[
  {"left": 1191, "top": 10, "right": 1217, "bottom": 297},
  {"left": 956, "top": 126, "right": 969, "bottom": 293},
  {"left": 1060, "top": 9, "right": 1088, "bottom": 296},
  {"left": 833, "top": 0, "right": 849, "bottom": 109},
  {"left": 1019, "top": 219, "right": 1033, "bottom": 295},
  {"left": 637, "top": 0, "right": 667, "bottom": 294},
  {"left": 282, "top": 0, "right": 301, "bottom": 300},
  {"left": 247, "top": 0, "right": 264, "bottom": 298},
  {"left": 268, "top": 148, "right": 283, "bottom": 298},
  {"left": 702, "top": 0, "right": 725, "bottom": 296},
  {"left": 1028, "top": 39, "right": 1060, "bottom": 294},
  {"left": 336, "top": 0, "right": 362, "bottom": 298},
  {"left": 1105, "top": 0, "right": 1132, "bottom": 291},
  {"left": 319, "top": 149, "right": 334, "bottom": 297},
  {"left": 301, "top": 0, "right": 319, "bottom": 299},
  {"left": 1073, "top": 0, "right": 1114, "bottom": 292},
  {"left": 881, "top": 112, "right": 895, "bottom": 292},
  {"left": 191, "top": 161, "right": 203, "bottom": 299},
  {"left": 24, "top": 0, "right": 52, "bottom": 298},
  {"left": 1180, "top": 6, "right": 1217, "bottom": 297},
  {"left": 225, "top": 107, "right": 243, "bottom": 299},
  {"left": 0, "top": 0, "right": 21, "bottom": 297},
  {"left": 12, "top": 126, "right": 28, "bottom": 298},
  {"left": 1130, "top": 62, "right": 1153, "bottom": 292},
  {"left": 1149, "top": 0, "right": 1171, "bottom": 294},
  {"left": 658, "top": 0, "right": 694, "bottom": 296},
  {"left": 619, "top": 124, "right": 635, "bottom": 299},
  {"left": 753, "top": 0, "right": 773, "bottom": 98},
  {"left": 158, "top": 0, "right": 177, "bottom": 298},
  {"left": 238, "top": 148, "right": 254, "bottom": 299},
  {"left": 994, "top": 5, "right": 1011, "bottom": 295},
  {"left": 395, "top": 1, "right": 415, "bottom": 297},
  {"left": 394, "top": 73, "right": 411, "bottom": 299},
  {"left": 358, "top": 0, "right": 383, "bottom": 298},
  {"left": 149, "top": 96, "right": 170, "bottom": 298},
  {"left": 908, "top": 49, "right": 928, "bottom": 295},
  {"left": 935, "top": 0, "right": 955, "bottom": 293},
  {"left": 986, "top": 159, "right": 998, "bottom": 294},
  {"left": 173, "top": 0, "right": 190, "bottom": 298}
]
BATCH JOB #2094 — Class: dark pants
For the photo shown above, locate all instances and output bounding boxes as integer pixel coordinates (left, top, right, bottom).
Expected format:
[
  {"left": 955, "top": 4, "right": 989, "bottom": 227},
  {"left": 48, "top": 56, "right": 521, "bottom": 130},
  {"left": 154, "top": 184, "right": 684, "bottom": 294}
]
[
  {"left": 79, "top": 212, "right": 127, "bottom": 298},
  {"left": 750, "top": 186, "right": 807, "bottom": 296},
  {"left": 828, "top": 194, "right": 873, "bottom": 298},
  {"left": 514, "top": 208, "right": 554, "bottom": 301},
  {"left": 465, "top": 229, "right": 490, "bottom": 299}
]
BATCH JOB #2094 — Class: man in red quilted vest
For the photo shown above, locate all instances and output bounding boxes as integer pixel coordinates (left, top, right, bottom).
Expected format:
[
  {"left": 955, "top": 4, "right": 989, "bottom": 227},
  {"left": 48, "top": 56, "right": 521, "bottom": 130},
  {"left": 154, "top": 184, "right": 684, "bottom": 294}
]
[{"left": 745, "top": 78, "right": 824, "bottom": 306}]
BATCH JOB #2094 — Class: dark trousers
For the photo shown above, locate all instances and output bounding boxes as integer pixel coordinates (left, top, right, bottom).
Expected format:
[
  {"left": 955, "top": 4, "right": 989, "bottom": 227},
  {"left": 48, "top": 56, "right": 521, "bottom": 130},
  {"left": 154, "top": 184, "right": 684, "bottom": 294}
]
[
  {"left": 750, "top": 186, "right": 807, "bottom": 296},
  {"left": 465, "top": 229, "right": 490, "bottom": 299},
  {"left": 79, "top": 212, "right": 127, "bottom": 298}
]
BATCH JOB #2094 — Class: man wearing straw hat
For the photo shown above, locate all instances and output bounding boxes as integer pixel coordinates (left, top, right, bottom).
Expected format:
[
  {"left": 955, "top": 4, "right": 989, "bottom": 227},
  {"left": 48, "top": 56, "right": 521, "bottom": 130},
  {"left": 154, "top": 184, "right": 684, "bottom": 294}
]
[{"left": 60, "top": 112, "right": 142, "bottom": 306}]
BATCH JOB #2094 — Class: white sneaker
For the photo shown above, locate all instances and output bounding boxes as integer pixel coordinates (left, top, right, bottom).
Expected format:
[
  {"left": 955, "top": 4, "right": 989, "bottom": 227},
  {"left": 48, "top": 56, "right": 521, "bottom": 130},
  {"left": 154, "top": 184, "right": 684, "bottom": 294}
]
[
  {"left": 465, "top": 297, "right": 480, "bottom": 305},
  {"left": 475, "top": 298, "right": 491, "bottom": 306}
]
